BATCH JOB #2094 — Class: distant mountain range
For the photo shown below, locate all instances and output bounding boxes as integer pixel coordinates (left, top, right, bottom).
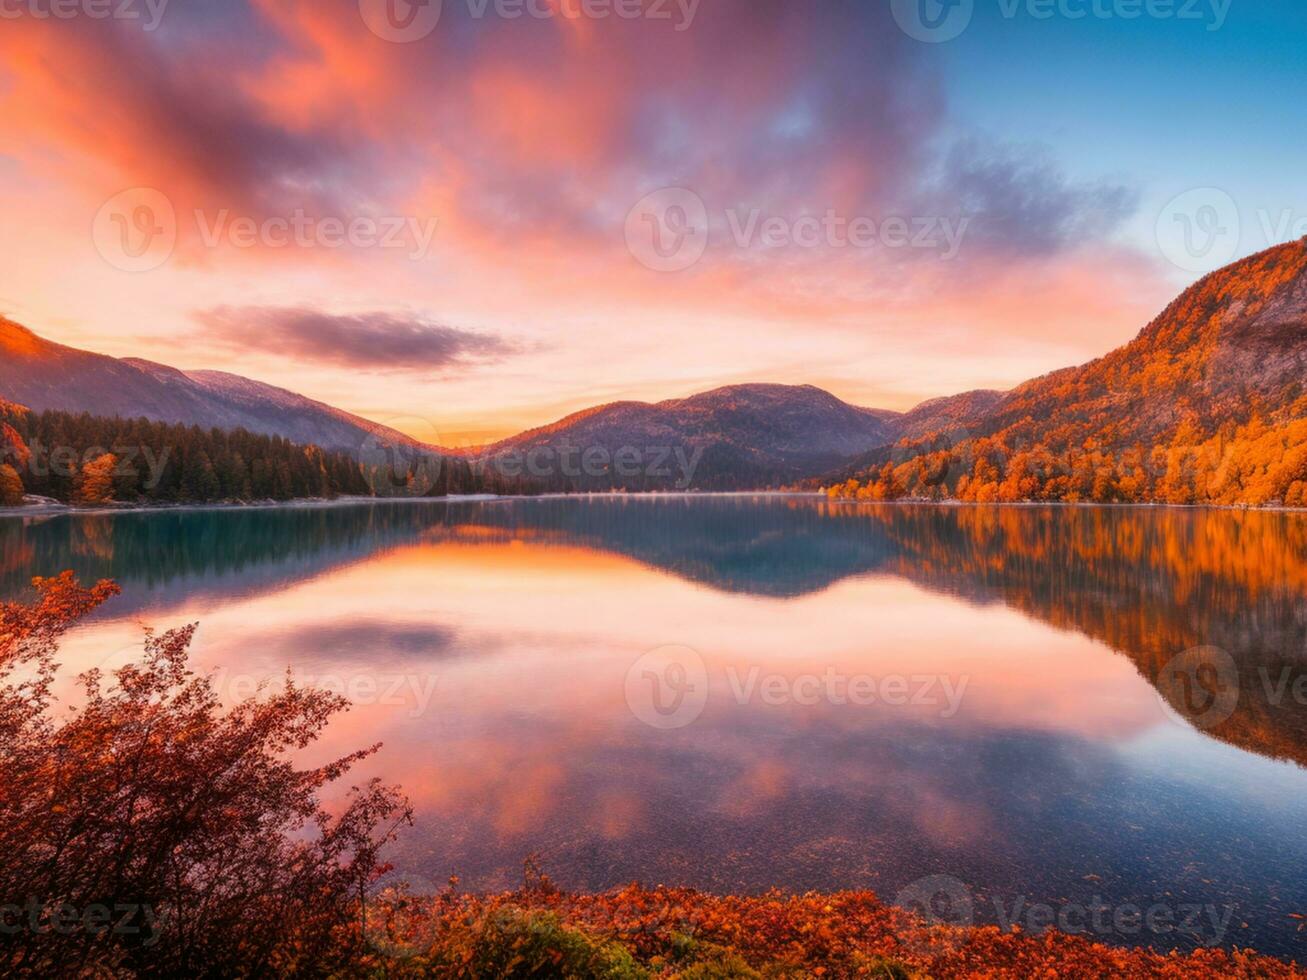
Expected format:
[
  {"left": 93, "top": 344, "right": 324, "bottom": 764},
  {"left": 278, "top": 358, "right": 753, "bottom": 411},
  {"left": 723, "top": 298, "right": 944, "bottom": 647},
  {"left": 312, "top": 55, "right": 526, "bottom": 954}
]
[
  {"left": 4, "top": 240, "right": 1306, "bottom": 499},
  {"left": 470, "top": 385, "right": 1015, "bottom": 489},
  {"left": 0, "top": 317, "right": 1006, "bottom": 489}
]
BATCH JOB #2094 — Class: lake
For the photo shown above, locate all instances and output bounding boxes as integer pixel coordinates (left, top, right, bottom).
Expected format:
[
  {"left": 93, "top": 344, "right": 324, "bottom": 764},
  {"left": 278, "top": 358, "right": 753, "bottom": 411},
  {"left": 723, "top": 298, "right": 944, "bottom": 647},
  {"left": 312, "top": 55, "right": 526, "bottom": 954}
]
[{"left": 3, "top": 496, "right": 1305, "bottom": 960}]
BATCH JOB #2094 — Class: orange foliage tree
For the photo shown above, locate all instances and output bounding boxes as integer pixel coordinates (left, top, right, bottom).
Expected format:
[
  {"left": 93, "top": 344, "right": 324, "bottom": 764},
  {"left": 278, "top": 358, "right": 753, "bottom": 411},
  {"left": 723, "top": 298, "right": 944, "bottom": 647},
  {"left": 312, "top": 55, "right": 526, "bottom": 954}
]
[
  {"left": 0, "top": 573, "right": 411, "bottom": 977},
  {"left": 72, "top": 452, "right": 118, "bottom": 506},
  {"left": 0, "top": 414, "right": 29, "bottom": 506},
  {"left": 0, "top": 464, "right": 23, "bottom": 507}
]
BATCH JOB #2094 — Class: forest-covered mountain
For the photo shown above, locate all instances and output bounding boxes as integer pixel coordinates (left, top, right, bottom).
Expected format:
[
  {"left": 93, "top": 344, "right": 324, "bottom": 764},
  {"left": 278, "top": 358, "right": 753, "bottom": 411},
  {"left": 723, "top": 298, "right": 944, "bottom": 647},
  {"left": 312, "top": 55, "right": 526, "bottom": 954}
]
[
  {"left": 889, "top": 388, "right": 1006, "bottom": 441},
  {"left": 0, "top": 318, "right": 427, "bottom": 457},
  {"left": 826, "top": 240, "right": 1307, "bottom": 506},
  {"left": 0, "top": 403, "right": 372, "bottom": 506},
  {"left": 0, "top": 402, "right": 538, "bottom": 507}
]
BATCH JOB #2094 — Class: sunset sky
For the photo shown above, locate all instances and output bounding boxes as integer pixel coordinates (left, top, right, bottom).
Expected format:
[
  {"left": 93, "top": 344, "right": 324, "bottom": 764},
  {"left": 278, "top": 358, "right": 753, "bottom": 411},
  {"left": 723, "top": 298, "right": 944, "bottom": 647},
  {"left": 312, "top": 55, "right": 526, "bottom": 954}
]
[{"left": 3, "top": 0, "right": 1306, "bottom": 445}]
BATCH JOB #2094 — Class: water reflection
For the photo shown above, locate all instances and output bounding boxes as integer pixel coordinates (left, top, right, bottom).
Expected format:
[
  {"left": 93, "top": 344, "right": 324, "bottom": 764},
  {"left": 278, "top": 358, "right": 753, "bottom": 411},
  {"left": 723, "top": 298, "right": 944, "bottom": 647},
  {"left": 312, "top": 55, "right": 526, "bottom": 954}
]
[{"left": 3, "top": 497, "right": 1306, "bottom": 958}]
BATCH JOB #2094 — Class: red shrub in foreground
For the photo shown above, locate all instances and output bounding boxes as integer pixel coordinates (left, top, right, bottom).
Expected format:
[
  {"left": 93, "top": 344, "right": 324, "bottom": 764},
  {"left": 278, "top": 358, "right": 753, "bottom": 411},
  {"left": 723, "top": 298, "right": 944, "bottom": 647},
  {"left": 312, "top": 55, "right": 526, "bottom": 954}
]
[
  {"left": 0, "top": 573, "right": 412, "bottom": 977},
  {"left": 348, "top": 880, "right": 1303, "bottom": 979}
]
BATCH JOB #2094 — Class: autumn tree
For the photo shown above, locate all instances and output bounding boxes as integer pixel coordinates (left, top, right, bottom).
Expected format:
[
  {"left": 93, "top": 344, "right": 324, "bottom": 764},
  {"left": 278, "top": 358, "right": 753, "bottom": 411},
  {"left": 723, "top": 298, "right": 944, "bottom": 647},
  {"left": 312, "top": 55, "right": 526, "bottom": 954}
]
[
  {"left": 0, "top": 419, "right": 30, "bottom": 469},
  {"left": 0, "top": 463, "right": 23, "bottom": 506},
  {"left": 0, "top": 574, "right": 412, "bottom": 977},
  {"left": 71, "top": 452, "right": 118, "bottom": 505}
]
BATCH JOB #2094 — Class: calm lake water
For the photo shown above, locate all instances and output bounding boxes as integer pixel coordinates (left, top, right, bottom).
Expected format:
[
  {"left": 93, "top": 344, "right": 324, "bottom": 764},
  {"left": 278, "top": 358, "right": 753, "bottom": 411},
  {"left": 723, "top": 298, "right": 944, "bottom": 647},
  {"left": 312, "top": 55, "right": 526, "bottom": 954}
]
[{"left": 3, "top": 497, "right": 1306, "bottom": 959}]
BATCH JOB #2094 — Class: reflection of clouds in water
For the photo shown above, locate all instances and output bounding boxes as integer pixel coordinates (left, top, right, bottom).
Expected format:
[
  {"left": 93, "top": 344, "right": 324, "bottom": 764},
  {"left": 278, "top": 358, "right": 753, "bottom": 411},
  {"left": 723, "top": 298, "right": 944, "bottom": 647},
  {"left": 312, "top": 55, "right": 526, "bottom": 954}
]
[
  {"left": 380, "top": 701, "right": 1307, "bottom": 955},
  {"left": 266, "top": 620, "right": 461, "bottom": 664},
  {"left": 378, "top": 711, "right": 1128, "bottom": 894}
]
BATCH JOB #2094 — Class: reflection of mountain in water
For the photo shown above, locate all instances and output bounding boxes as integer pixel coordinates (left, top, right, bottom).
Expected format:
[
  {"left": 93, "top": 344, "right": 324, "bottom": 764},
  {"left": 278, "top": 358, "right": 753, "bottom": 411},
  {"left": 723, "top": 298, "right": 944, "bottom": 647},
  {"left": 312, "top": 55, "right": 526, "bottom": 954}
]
[
  {"left": 451, "top": 498, "right": 1307, "bottom": 767},
  {"left": 2, "top": 497, "right": 1304, "bottom": 765},
  {"left": 0, "top": 497, "right": 904, "bottom": 605},
  {"left": 0, "top": 505, "right": 446, "bottom": 614},
  {"left": 430, "top": 496, "right": 901, "bottom": 597}
]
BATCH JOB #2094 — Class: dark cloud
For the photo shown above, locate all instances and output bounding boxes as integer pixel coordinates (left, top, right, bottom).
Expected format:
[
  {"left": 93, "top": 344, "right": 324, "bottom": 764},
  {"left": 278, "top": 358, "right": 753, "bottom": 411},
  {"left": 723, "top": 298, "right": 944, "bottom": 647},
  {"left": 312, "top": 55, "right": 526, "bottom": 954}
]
[
  {"left": 194, "top": 306, "right": 516, "bottom": 371},
  {"left": 931, "top": 139, "right": 1140, "bottom": 256}
]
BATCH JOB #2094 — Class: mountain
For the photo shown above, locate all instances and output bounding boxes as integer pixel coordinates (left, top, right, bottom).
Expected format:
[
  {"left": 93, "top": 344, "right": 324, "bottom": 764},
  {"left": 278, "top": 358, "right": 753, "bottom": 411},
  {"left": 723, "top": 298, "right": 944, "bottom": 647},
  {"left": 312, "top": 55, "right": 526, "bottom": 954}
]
[
  {"left": 0, "top": 318, "right": 426, "bottom": 456},
  {"left": 891, "top": 388, "right": 1006, "bottom": 442},
  {"left": 826, "top": 240, "right": 1307, "bottom": 506},
  {"left": 829, "top": 388, "right": 1007, "bottom": 486},
  {"left": 0, "top": 319, "right": 925, "bottom": 491},
  {"left": 475, "top": 383, "right": 901, "bottom": 489},
  {"left": 986, "top": 240, "right": 1307, "bottom": 442}
]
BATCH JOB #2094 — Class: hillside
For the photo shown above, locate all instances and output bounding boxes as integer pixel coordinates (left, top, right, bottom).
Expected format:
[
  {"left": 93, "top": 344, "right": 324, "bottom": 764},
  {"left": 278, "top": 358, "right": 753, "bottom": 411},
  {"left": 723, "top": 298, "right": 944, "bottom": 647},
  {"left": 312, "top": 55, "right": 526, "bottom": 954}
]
[
  {"left": 0, "top": 318, "right": 426, "bottom": 457},
  {"left": 892, "top": 388, "right": 1006, "bottom": 441},
  {"left": 477, "top": 383, "right": 902, "bottom": 489},
  {"left": 827, "top": 241, "right": 1307, "bottom": 506},
  {"left": 987, "top": 239, "right": 1307, "bottom": 444}
]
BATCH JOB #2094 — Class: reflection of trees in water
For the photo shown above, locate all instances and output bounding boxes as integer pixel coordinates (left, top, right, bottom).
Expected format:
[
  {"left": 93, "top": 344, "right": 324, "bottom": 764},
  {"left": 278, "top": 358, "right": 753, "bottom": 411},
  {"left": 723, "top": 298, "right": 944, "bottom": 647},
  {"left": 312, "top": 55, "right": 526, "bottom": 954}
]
[
  {"left": 857, "top": 504, "right": 1307, "bottom": 769},
  {"left": 1, "top": 498, "right": 1304, "bottom": 763},
  {"left": 0, "top": 506, "right": 447, "bottom": 611}
]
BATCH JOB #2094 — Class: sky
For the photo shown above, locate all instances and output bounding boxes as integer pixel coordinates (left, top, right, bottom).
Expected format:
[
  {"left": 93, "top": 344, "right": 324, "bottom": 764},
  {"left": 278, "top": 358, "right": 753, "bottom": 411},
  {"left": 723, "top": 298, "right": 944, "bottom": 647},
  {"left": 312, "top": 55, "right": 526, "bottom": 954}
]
[{"left": 2, "top": 0, "right": 1305, "bottom": 445}]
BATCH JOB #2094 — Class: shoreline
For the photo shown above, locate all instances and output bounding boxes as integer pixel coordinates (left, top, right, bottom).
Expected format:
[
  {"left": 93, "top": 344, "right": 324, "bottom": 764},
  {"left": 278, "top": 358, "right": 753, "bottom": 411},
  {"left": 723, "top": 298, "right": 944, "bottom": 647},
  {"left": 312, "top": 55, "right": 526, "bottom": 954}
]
[
  {"left": 2, "top": 491, "right": 1307, "bottom": 522},
  {"left": 2, "top": 490, "right": 1306, "bottom": 519},
  {"left": 357, "top": 881, "right": 1306, "bottom": 976}
]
